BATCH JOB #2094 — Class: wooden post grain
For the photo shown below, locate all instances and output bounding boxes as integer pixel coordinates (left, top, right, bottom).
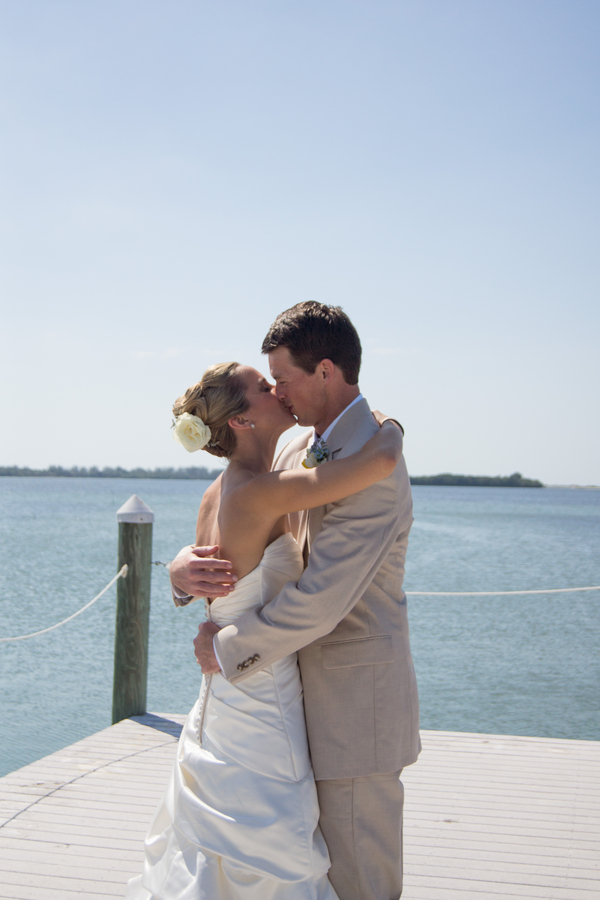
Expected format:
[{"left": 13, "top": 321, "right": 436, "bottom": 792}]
[{"left": 112, "top": 495, "right": 154, "bottom": 724}]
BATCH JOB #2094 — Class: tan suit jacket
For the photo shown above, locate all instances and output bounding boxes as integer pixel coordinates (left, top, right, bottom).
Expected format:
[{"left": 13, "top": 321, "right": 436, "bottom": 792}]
[{"left": 214, "top": 398, "right": 421, "bottom": 780}]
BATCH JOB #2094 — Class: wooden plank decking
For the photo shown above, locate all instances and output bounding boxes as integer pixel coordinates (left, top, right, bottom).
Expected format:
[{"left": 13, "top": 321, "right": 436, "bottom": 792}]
[{"left": 0, "top": 715, "right": 598, "bottom": 899}]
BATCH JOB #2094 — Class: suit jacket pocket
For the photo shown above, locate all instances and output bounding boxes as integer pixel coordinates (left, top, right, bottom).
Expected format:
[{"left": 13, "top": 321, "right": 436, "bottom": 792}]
[{"left": 321, "top": 635, "right": 393, "bottom": 669}]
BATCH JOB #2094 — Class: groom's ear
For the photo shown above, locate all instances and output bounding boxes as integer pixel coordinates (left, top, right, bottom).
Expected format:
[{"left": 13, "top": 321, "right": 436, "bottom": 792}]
[{"left": 317, "top": 359, "right": 336, "bottom": 382}]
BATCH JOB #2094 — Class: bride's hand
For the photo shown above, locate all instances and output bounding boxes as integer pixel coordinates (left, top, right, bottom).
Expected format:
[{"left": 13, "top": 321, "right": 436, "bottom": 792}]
[
  {"left": 170, "top": 545, "right": 238, "bottom": 598},
  {"left": 372, "top": 410, "right": 404, "bottom": 434}
]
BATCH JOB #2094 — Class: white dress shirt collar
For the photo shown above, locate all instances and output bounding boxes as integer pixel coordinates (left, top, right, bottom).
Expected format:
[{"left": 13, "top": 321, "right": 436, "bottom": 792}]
[{"left": 314, "top": 393, "right": 363, "bottom": 445}]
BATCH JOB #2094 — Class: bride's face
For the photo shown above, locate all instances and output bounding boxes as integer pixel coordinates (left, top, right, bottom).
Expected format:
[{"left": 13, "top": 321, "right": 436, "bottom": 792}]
[{"left": 237, "top": 366, "right": 295, "bottom": 434}]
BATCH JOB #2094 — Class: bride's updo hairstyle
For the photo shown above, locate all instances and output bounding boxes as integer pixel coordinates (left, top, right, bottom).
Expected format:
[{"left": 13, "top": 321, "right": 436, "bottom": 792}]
[{"left": 172, "top": 362, "right": 249, "bottom": 459}]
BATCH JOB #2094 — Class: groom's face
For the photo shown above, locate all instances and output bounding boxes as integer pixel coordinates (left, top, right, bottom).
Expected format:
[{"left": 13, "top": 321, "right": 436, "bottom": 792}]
[{"left": 268, "top": 347, "right": 326, "bottom": 428}]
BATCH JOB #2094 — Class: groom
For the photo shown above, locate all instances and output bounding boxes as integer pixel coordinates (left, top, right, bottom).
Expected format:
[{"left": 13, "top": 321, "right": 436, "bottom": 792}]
[{"left": 171, "top": 302, "right": 420, "bottom": 900}]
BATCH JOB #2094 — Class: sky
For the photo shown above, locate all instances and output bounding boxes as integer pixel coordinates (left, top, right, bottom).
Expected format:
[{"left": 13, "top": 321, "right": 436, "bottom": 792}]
[{"left": 1, "top": 0, "right": 598, "bottom": 485}]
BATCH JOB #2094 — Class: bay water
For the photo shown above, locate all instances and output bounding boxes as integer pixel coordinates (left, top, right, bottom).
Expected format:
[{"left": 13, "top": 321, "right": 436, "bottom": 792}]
[{"left": 0, "top": 477, "right": 598, "bottom": 778}]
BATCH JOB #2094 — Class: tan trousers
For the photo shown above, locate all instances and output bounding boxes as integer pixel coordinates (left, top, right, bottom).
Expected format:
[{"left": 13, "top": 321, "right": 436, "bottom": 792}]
[{"left": 316, "top": 770, "right": 404, "bottom": 900}]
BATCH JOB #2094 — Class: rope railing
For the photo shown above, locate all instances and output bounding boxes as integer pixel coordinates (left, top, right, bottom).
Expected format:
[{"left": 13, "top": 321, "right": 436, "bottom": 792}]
[
  {"left": 0, "top": 565, "right": 129, "bottom": 643},
  {"left": 1, "top": 559, "right": 598, "bottom": 643},
  {"left": 150, "top": 559, "right": 600, "bottom": 597},
  {"left": 406, "top": 585, "right": 600, "bottom": 596}
]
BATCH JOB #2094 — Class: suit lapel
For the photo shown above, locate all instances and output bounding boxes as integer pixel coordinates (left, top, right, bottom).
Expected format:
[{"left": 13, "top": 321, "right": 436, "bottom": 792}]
[
  {"left": 305, "top": 398, "right": 373, "bottom": 552},
  {"left": 287, "top": 399, "right": 374, "bottom": 556},
  {"left": 290, "top": 437, "right": 312, "bottom": 559},
  {"left": 326, "top": 397, "right": 372, "bottom": 458}
]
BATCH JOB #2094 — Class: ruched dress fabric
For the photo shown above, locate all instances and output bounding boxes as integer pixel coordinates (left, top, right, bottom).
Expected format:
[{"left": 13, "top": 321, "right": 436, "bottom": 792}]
[{"left": 126, "top": 533, "right": 338, "bottom": 900}]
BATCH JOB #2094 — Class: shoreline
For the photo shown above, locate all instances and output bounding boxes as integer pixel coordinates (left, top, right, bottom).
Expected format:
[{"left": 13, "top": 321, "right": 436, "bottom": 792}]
[{"left": 0, "top": 469, "right": 597, "bottom": 489}]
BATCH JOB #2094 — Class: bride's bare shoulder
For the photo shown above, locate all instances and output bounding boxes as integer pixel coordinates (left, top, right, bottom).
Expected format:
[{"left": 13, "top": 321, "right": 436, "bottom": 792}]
[
  {"left": 197, "top": 470, "right": 261, "bottom": 549},
  {"left": 199, "top": 467, "right": 254, "bottom": 508},
  {"left": 198, "top": 474, "right": 222, "bottom": 510}
]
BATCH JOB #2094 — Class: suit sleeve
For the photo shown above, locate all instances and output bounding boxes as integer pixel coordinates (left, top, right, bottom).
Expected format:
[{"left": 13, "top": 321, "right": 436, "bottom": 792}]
[{"left": 214, "top": 463, "right": 412, "bottom": 683}]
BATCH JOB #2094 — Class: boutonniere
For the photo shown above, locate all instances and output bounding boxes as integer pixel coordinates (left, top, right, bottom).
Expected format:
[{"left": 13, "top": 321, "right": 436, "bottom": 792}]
[{"left": 302, "top": 438, "right": 330, "bottom": 468}]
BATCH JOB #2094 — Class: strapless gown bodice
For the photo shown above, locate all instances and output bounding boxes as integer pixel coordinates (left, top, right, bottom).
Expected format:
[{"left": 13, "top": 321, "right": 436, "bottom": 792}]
[
  {"left": 126, "top": 533, "right": 338, "bottom": 900},
  {"left": 208, "top": 531, "right": 304, "bottom": 626}
]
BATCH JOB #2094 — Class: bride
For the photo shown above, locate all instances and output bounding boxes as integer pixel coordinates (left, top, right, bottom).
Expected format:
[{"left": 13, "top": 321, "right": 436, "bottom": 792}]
[{"left": 127, "top": 361, "right": 403, "bottom": 900}]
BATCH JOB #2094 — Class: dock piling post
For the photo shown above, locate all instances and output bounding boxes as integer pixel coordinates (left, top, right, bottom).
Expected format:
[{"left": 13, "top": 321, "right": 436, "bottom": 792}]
[{"left": 112, "top": 495, "right": 154, "bottom": 724}]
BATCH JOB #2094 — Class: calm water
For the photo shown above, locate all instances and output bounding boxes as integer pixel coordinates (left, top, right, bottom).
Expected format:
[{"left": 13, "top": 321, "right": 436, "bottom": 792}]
[{"left": 1, "top": 477, "right": 599, "bottom": 777}]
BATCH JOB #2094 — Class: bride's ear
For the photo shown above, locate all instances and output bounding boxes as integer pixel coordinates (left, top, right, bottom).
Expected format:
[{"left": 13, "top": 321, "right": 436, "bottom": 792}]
[{"left": 228, "top": 416, "right": 253, "bottom": 431}]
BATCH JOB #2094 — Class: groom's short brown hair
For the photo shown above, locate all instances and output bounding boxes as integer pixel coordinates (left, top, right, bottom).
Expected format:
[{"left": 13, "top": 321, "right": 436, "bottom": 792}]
[{"left": 261, "top": 302, "right": 362, "bottom": 385}]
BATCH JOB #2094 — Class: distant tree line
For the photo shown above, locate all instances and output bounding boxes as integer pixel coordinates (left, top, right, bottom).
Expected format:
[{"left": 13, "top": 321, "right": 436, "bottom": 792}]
[
  {"left": 0, "top": 465, "right": 222, "bottom": 480},
  {"left": 0, "top": 466, "right": 543, "bottom": 487},
  {"left": 409, "top": 472, "right": 544, "bottom": 488}
]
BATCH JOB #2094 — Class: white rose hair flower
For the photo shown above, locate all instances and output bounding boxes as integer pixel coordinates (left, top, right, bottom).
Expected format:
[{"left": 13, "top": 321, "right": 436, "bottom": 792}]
[{"left": 172, "top": 412, "right": 212, "bottom": 452}]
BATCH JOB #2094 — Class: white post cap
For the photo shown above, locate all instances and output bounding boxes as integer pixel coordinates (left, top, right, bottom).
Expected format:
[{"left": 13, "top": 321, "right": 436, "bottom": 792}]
[{"left": 117, "top": 494, "right": 154, "bottom": 524}]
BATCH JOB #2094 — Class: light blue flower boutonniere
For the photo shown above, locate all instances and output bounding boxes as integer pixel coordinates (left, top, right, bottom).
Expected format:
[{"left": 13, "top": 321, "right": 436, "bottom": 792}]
[{"left": 302, "top": 439, "right": 330, "bottom": 468}]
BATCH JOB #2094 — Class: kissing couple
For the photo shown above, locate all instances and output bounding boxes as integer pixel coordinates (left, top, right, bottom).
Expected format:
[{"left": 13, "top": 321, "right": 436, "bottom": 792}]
[{"left": 127, "top": 302, "right": 420, "bottom": 900}]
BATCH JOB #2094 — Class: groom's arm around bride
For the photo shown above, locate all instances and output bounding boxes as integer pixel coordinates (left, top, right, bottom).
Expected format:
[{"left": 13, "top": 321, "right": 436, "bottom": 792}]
[{"left": 214, "top": 394, "right": 420, "bottom": 778}]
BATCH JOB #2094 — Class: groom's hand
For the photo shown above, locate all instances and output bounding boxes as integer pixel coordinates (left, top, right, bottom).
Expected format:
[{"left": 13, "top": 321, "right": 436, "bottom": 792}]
[
  {"left": 194, "top": 622, "right": 222, "bottom": 674},
  {"left": 170, "top": 545, "right": 238, "bottom": 598}
]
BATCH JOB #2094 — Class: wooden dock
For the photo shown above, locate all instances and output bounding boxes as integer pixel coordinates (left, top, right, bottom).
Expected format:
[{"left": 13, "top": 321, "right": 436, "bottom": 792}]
[{"left": 0, "top": 715, "right": 598, "bottom": 899}]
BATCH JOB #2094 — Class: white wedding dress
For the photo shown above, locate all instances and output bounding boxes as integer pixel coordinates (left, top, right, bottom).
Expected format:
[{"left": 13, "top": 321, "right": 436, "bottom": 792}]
[{"left": 127, "top": 533, "right": 338, "bottom": 900}]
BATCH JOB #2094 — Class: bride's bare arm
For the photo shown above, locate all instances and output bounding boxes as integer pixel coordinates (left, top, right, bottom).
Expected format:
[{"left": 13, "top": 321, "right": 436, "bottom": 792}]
[{"left": 237, "top": 421, "right": 403, "bottom": 519}]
